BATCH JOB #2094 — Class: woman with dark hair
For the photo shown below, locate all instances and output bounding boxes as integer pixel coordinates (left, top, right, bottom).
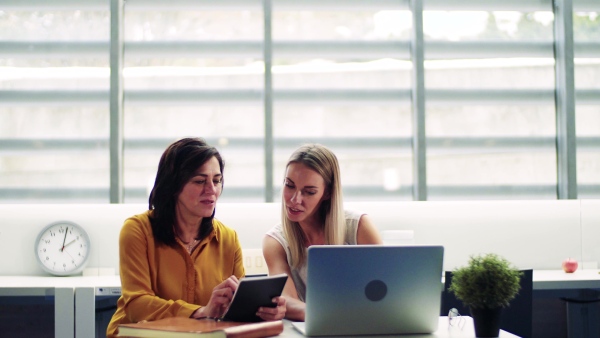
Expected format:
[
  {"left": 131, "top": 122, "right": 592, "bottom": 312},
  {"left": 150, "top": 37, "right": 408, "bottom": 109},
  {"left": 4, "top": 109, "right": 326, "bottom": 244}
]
[{"left": 107, "top": 137, "right": 285, "bottom": 337}]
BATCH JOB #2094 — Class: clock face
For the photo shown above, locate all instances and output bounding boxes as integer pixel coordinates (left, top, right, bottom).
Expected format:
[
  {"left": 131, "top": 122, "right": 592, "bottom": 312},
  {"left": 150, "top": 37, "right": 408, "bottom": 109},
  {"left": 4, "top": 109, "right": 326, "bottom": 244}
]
[{"left": 35, "top": 221, "right": 91, "bottom": 276}]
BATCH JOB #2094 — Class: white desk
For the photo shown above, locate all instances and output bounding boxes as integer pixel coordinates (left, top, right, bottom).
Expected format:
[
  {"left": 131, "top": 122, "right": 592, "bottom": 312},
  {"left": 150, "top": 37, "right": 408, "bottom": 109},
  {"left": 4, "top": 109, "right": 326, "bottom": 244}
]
[
  {"left": 2, "top": 270, "right": 600, "bottom": 337},
  {"left": 0, "top": 276, "right": 77, "bottom": 338},
  {"left": 279, "top": 317, "right": 520, "bottom": 337},
  {"left": 533, "top": 269, "right": 600, "bottom": 290},
  {"left": 72, "top": 275, "right": 122, "bottom": 338},
  {"left": 0, "top": 275, "right": 121, "bottom": 338}
]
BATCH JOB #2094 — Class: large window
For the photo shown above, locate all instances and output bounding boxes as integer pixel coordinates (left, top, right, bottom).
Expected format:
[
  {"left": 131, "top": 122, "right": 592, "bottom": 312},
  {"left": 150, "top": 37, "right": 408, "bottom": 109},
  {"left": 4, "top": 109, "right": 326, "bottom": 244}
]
[
  {"left": 573, "top": 2, "right": 600, "bottom": 198},
  {"left": 1, "top": 0, "right": 599, "bottom": 203},
  {"left": 122, "top": 6, "right": 266, "bottom": 202},
  {"left": 271, "top": 6, "right": 413, "bottom": 201},
  {"left": 0, "top": 7, "right": 110, "bottom": 202},
  {"left": 423, "top": 6, "right": 558, "bottom": 199}
]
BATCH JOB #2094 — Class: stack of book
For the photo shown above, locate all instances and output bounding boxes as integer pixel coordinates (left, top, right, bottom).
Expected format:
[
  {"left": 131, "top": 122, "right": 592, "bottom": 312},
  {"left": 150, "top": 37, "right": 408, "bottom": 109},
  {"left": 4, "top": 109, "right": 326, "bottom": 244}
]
[{"left": 117, "top": 317, "right": 284, "bottom": 338}]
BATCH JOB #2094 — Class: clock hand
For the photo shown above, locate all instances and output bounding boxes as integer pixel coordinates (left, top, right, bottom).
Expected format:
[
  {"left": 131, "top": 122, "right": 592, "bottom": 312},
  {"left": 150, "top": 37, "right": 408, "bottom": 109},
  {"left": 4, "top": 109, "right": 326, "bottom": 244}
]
[
  {"left": 63, "top": 239, "right": 76, "bottom": 249},
  {"left": 63, "top": 249, "right": 74, "bottom": 261},
  {"left": 60, "top": 226, "right": 69, "bottom": 252}
]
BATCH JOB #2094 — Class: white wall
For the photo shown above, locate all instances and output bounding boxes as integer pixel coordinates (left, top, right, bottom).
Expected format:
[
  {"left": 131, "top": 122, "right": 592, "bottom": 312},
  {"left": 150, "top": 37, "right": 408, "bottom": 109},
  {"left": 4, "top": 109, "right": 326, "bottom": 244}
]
[
  {"left": 0, "top": 200, "right": 596, "bottom": 276},
  {"left": 581, "top": 199, "right": 600, "bottom": 268},
  {"left": 348, "top": 200, "right": 583, "bottom": 271}
]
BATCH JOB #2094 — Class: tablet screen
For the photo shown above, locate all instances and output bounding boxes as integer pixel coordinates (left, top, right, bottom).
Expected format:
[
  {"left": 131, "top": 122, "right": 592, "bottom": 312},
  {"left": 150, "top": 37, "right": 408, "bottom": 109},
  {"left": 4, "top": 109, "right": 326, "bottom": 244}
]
[{"left": 221, "top": 273, "right": 288, "bottom": 322}]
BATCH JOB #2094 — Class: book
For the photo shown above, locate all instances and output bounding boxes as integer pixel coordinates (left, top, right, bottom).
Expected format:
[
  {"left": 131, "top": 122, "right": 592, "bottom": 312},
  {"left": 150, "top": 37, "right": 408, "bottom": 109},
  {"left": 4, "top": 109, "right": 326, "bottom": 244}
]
[
  {"left": 221, "top": 273, "right": 288, "bottom": 322},
  {"left": 117, "top": 317, "right": 284, "bottom": 338}
]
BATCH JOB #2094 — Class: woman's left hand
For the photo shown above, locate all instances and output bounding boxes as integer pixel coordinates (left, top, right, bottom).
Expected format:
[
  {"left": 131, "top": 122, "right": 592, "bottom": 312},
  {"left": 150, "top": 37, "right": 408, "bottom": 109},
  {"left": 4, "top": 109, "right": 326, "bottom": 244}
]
[{"left": 256, "top": 296, "right": 287, "bottom": 321}]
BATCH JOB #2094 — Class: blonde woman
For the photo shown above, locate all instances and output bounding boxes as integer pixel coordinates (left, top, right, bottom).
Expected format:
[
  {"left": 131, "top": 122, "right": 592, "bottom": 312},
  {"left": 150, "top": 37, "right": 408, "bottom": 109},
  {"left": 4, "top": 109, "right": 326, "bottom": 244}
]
[{"left": 263, "top": 144, "right": 382, "bottom": 321}]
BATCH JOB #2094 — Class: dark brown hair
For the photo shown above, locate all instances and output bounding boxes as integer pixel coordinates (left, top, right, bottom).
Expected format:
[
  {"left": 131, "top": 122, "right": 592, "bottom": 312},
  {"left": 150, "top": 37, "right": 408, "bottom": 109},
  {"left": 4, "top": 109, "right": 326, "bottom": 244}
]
[{"left": 148, "top": 137, "right": 224, "bottom": 246}]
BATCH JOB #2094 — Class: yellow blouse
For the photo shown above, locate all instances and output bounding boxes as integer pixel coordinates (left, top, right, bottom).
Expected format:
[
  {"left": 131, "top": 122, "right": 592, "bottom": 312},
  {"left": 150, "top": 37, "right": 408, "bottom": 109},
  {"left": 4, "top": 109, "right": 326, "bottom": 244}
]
[{"left": 106, "top": 210, "right": 245, "bottom": 337}]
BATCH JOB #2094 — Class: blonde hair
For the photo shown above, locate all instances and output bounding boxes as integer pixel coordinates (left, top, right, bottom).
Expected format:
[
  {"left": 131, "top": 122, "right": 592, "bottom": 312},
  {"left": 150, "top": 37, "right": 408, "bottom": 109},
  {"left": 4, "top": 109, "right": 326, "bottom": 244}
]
[{"left": 281, "top": 144, "right": 345, "bottom": 269}]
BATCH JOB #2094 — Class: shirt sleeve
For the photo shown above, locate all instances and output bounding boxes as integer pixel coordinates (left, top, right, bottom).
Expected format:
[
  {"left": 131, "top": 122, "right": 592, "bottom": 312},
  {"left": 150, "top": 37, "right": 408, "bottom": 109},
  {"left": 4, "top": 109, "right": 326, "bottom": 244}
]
[{"left": 118, "top": 216, "right": 199, "bottom": 323}]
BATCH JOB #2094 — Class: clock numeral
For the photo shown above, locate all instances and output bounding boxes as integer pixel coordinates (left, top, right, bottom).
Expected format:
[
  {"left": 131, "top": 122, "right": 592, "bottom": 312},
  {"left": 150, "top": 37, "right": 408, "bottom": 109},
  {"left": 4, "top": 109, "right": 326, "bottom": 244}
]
[
  {"left": 44, "top": 240, "right": 50, "bottom": 244},
  {"left": 45, "top": 256, "right": 49, "bottom": 261}
]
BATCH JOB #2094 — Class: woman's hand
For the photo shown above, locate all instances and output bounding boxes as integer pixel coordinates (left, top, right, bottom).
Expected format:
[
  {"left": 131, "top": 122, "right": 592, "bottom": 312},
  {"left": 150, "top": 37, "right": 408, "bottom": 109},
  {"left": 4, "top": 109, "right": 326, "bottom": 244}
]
[
  {"left": 256, "top": 296, "right": 287, "bottom": 321},
  {"left": 191, "top": 275, "right": 239, "bottom": 319}
]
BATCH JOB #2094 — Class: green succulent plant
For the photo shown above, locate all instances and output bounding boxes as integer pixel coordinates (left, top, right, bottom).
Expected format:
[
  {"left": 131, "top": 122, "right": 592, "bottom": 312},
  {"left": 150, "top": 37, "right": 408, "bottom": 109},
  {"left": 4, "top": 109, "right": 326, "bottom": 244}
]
[{"left": 449, "top": 253, "right": 522, "bottom": 309}]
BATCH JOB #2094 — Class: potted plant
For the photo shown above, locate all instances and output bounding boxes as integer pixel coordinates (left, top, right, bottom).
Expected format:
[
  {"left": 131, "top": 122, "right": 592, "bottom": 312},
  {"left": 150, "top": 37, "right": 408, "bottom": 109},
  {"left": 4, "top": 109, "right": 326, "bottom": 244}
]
[{"left": 448, "top": 253, "right": 522, "bottom": 337}]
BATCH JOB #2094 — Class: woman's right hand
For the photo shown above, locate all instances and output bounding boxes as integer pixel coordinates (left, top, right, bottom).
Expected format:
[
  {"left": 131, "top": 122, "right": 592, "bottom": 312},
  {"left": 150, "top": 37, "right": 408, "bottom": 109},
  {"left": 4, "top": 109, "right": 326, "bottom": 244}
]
[{"left": 191, "top": 275, "right": 239, "bottom": 319}]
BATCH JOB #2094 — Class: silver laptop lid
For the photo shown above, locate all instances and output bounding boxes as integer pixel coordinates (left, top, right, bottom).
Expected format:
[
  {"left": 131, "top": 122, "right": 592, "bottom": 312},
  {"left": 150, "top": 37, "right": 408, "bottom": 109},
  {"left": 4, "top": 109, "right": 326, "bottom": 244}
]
[{"left": 304, "top": 245, "right": 444, "bottom": 336}]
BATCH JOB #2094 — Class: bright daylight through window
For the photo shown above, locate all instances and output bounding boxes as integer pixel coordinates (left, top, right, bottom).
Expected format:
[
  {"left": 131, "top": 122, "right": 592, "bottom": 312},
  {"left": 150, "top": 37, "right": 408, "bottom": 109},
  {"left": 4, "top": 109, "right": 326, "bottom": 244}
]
[{"left": 0, "top": 0, "right": 598, "bottom": 203}]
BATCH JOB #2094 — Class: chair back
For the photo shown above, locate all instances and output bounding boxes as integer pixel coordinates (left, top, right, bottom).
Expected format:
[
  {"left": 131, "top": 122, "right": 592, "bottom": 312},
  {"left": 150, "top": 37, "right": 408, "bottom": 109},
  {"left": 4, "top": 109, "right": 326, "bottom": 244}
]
[{"left": 441, "top": 269, "right": 533, "bottom": 338}]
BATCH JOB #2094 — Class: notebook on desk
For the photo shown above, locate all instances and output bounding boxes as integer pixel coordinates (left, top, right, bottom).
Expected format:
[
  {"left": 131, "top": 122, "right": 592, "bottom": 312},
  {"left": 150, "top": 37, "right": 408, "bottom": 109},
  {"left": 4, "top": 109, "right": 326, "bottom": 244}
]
[{"left": 292, "top": 245, "right": 444, "bottom": 336}]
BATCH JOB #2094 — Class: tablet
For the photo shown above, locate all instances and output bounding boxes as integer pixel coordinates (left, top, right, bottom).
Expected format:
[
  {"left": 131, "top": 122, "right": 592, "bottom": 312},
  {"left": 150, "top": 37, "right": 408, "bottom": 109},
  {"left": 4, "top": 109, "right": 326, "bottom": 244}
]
[{"left": 221, "top": 273, "right": 288, "bottom": 322}]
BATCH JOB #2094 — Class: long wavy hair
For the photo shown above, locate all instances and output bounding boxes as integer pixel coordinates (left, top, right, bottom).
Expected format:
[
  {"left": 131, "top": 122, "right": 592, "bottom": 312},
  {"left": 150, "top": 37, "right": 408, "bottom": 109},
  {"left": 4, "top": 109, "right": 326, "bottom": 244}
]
[
  {"left": 148, "top": 137, "right": 224, "bottom": 246},
  {"left": 281, "top": 144, "right": 345, "bottom": 269}
]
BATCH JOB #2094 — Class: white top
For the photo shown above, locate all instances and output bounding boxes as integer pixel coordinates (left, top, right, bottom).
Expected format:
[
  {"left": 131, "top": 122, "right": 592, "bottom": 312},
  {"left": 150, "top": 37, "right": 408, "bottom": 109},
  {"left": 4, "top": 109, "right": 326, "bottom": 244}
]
[{"left": 265, "top": 209, "right": 362, "bottom": 301}]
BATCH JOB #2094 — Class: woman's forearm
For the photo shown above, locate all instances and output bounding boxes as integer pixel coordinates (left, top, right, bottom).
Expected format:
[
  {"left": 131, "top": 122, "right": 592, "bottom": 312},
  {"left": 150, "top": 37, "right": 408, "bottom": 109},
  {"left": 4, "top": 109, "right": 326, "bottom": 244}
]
[{"left": 283, "top": 297, "right": 306, "bottom": 321}]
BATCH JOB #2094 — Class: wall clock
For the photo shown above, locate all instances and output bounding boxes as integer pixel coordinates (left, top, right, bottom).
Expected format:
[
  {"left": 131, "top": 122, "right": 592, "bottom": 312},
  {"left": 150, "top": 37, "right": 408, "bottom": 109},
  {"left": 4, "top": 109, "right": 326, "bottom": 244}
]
[{"left": 35, "top": 221, "right": 91, "bottom": 276}]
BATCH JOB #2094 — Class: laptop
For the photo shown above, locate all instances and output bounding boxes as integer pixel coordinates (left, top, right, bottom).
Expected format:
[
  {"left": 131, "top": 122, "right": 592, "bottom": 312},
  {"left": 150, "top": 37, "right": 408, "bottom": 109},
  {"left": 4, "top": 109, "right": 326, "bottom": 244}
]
[{"left": 293, "top": 245, "right": 444, "bottom": 336}]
